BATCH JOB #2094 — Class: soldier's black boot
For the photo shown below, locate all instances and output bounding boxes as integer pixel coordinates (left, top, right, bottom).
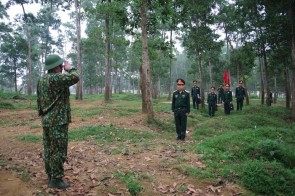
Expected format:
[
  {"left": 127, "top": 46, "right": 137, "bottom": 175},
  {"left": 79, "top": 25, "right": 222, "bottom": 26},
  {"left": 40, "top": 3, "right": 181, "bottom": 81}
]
[{"left": 48, "top": 179, "right": 70, "bottom": 189}]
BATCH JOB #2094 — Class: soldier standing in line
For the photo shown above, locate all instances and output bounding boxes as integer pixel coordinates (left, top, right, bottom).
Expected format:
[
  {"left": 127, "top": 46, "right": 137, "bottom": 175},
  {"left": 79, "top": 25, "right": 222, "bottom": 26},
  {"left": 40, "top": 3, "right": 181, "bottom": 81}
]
[
  {"left": 191, "top": 80, "right": 200, "bottom": 109},
  {"left": 207, "top": 86, "right": 217, "bottom": 117},
  {"left": 217, "top": 84, "right": 224, "bottom": 104},
  {"left": 235, "top": 80, "right": 246, "bottom": 111},
  {"left": 37, "top": 54, "right": 79, "bottom": 189},
  {"left": 172, "top": 79, "right": 190, "bottom": 141},
  {"left": 223, "top": 83, "right": 233, "bottom": 115}
]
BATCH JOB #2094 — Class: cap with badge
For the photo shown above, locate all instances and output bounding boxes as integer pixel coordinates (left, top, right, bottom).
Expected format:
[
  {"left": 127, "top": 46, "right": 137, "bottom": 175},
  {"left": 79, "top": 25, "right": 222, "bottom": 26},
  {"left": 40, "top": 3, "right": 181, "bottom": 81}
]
[{"left": 176, "top": 78, "right": 185, "bottom": 85}]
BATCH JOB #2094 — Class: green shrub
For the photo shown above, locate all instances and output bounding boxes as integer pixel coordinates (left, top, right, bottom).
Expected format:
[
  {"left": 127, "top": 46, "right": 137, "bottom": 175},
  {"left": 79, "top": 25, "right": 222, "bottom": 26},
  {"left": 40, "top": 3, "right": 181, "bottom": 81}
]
[
  {"left": 114, "top": 171, "right": 143, "bottom": 196},
  {"left": 0, "top": 102, "right": 15, "bottom": 109},
  {"left": 239, "top": 160, "right": 295, "bottom": 195}
]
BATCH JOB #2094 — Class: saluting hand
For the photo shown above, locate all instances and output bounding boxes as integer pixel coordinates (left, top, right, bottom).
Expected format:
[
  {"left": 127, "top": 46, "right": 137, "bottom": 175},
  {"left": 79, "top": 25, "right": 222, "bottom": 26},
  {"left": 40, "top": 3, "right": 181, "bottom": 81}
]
[{"left": 64, "top": 61, "right": 72, "bottom": 71}]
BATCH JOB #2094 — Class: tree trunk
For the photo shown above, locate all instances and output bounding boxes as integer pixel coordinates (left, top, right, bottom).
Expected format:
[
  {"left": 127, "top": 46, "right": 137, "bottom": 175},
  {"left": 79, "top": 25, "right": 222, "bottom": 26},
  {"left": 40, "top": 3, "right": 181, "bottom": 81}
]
[
  {"left": 209, "top": 60, "right": 212, "bottom": 85},
  {"left": 259, "top": 55, "right": 265, "bottom": 104},
  {"left": 243, "top": 77, "right": 249, "bottom": 105},
  {"left": 290, "top": 0, "right": 295, "bottom": 118},
  {"left": 104, "top": 0, "right": 111, "bottom": 101},
  {"left": 197, "top": 55, "right": 205, "bottom": 108},
  {"left": 75, "top": 0, "right": 83, "bottom": 100},
  {"left": 167, "top": 29, "right": 173, "bottom": 101},
  {"left": 140, "top": 0, "right": 154, "bottom": 119},
  {"left": 237, "top": 63, "right": 240, "bottom": 82},
  {"left": 13, "top": 59, "right": 17, "bottom": 92},
  {"left": 262, "top": 46, "right": 271, "bottom": 106},
  {"left": 20, "top": 4, "right": 32, "bottom": 95},
  {"left": 114, "top": 68, "right": 118, "bottom": 94},
  {"left": 274, "top": 75, "right": 277, "bottom": 104}
]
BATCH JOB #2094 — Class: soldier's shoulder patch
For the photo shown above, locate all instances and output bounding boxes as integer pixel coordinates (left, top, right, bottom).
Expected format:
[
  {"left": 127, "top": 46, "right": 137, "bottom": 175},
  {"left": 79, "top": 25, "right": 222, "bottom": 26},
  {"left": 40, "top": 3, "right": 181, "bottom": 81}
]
[{"left": 185, "top": 90, "right": 190, "bottom": 93}]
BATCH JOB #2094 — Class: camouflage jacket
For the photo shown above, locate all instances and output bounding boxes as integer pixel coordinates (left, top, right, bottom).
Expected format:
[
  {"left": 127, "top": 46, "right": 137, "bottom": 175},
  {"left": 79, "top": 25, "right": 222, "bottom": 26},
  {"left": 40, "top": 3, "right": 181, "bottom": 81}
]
[{"left": 37, "top": 68, "right": 79, "bottom": 127}]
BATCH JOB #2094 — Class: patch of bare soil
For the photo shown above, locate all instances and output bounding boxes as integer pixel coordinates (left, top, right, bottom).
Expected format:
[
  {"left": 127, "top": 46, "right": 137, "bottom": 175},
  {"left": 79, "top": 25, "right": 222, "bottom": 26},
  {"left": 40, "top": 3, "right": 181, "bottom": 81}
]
[{"left": 0, "top": 99, "right": 245, "bottom": 195}]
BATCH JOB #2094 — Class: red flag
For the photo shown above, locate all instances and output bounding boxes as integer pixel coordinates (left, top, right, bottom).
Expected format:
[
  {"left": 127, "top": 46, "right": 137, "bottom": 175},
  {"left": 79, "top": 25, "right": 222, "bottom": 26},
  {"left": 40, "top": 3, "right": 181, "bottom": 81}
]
[
  {"left": 227, "top": 70, "right": 231, "bottom": 84},
  {"left": 223, "top": 70, "right": 227, "bottom": 84}
]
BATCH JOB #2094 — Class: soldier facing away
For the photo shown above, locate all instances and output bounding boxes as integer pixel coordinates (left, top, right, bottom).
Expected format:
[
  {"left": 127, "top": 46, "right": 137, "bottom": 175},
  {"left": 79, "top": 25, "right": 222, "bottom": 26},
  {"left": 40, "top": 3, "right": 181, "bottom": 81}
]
[
  {"left": 191, "top": 80, "right": 200, "bottom": 109},
  {"left": 207, "top": 86, "right": 217, "bottom": 117},
  {"left": 223, "top": 83, "right": 233, "bottom": 115},
  {"left": 217, "top": 84, "right": 224, "bottom": 104},
  {"left": 37, "top": 54, "right": 79, "bottom": 189},
  {"left": 172, "top": 79, "right": 190, "bottom": 141},
  {"left": 235, "top": 80, "right": 246, "bottom": 111}
]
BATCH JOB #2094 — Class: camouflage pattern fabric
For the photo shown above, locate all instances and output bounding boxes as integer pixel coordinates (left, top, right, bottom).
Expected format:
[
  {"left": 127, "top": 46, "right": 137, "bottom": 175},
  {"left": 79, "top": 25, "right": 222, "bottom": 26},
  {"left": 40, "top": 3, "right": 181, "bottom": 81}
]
[
  {"left": 37, "top": 68, "right": 79, "bottom": 127},
  {"left": 43, "top": 124, "right": 68, "bottom": 179},
  {"left": 37, "top": 68, "right": 79, "bottom": 179}
]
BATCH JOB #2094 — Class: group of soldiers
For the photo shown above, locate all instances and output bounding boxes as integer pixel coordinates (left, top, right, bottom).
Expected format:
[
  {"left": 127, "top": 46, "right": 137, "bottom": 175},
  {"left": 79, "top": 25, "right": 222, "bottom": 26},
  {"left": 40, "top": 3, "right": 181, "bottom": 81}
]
[
  {"left": 172, "top": 78, "right": 246, "bottom": 141},
  {"left": 37, "top": 54, "right": 247, "bottom": 189}
]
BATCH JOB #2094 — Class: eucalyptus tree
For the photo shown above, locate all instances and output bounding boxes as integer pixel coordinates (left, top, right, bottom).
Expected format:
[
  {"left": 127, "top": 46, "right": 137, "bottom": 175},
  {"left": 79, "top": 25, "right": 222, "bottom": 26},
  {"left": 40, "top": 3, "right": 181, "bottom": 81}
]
[
  {"left": 35, "top": 6, "right": 62, "bottom": 73},
  {"left": 179, "top": 0, "right": 221, "bottom": 107},
  {"left": 84, "top": 0, "right": 128, "bottom": 101},
  {"left": 5, "top": 0, "right": 35, "bottom": 94},
  {"left": 0, "top": 1, "right": 10, "bottom": 37},
  {"left": 0, "top": 32, "right": 27, "bottom": 92},
  {"left": 228, "top": 0, "right": 292, "bottom": 107},
  {"left": 230, "top": 43, "right": 255, "bottom": 105}
]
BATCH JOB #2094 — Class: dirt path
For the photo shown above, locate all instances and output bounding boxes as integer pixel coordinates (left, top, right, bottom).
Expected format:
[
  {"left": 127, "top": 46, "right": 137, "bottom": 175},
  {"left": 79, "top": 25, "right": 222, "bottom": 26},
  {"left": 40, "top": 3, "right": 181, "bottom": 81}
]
[{"left": 0, "top": 99, "right": 244, "bottom": 195}]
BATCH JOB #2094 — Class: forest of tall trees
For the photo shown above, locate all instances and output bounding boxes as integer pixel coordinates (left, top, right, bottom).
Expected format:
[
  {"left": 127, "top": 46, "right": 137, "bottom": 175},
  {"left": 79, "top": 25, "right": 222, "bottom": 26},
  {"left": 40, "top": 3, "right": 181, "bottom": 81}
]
[{"left": 0, "top": 0, "right": 294, "bottom": 118}]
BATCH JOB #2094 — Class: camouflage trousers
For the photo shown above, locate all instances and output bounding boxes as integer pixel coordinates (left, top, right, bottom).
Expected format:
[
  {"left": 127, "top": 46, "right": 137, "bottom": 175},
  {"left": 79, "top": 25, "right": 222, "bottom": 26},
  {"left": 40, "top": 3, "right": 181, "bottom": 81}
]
[{"left": 43, "top": 124, "right": 68, "bottom": 180}]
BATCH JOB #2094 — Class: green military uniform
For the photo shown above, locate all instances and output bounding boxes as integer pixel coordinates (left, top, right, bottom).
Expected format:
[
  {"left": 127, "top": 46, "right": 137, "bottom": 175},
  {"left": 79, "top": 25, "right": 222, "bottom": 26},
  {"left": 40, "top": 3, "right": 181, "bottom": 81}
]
[
  {"left": 191, "top": 86, "right": 200, "bottom": 109},
  {"left": 223, "top": 90, "right": 232, "bottom": 115},
  {"left": 235, "top": 86, "right": 246, "bottom": 110},
  {"left": 207, "top": 92, "right": 217, "bottom": 117},
  {"left": 217, "top": 86, "right": 224, "bottom": 104},
  {"left": 172, "top": 90, "right": 190, "bottom": 140},
  {"left": 37, "top": 55, "right": 79, "bottom": 185}
]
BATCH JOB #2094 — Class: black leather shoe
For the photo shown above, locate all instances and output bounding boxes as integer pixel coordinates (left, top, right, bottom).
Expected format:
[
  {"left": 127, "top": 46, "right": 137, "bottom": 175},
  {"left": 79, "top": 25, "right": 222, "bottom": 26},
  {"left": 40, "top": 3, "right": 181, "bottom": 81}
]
[{"left": 48, "top": 179, "right": 70, "bottom": 189}]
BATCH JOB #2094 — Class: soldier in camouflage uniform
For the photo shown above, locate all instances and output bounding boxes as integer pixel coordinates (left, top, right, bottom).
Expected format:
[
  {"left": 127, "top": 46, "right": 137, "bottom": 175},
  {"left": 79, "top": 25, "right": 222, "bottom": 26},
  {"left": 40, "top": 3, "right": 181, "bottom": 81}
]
[
  {"left": 207, "top": 86, "right": 217, "bottom": 117},
  {"left": 37, "top": 54, "right": 79, "bottom": 189},
  {"left": 172, "top": 79, "right": 190, "bottom": 141},
  {"left": 223, "top": 83, "right": 233, "bottom": 115},
  {"left": 235, "top": 80, "right": 246, "bottom": 111}
]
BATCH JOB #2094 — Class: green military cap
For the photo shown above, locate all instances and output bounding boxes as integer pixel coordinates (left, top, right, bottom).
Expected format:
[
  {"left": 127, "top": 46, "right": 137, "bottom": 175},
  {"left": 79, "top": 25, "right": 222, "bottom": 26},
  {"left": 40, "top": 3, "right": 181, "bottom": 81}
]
[
  {"left": 176, "top": 78, "right": 185, "bottom": 85},
  {"left": 45, "top": 54, "right": 64, "bottom": 70}
]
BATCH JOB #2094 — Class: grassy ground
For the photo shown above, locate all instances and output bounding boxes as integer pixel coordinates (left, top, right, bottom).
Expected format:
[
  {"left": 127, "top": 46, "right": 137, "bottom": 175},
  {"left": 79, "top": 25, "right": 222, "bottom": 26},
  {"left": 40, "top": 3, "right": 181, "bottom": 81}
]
[{"left": 0, "top": 92, "right": 294, "bottom": 195}]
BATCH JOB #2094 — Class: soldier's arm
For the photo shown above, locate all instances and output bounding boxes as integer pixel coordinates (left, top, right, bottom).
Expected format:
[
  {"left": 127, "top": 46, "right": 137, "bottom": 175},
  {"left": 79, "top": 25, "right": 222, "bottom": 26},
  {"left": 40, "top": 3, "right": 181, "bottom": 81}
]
[
  {"left": 36, "top": 81, "right": 43, "bottom": 116},
  {"left": 172, "top": 93, "right": 175, "bottom": 112},
  {"left": 187, "top": 92, "right": 190, "bottom": 113},
  {"left": 55, "top": 68, "right": 80, "bottom": 87},
  {"left": 230, "top": 92, "right": 233, "bottom": 102}
]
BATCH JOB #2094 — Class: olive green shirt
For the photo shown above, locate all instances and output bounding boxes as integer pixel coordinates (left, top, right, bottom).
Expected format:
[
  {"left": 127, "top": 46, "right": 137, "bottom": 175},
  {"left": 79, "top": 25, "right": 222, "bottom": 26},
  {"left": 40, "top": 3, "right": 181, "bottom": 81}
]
[
  {"left": 172, "top": 90, "right": 190, "bottom": 113},
  {"left": 207, "top": 92, "right": 217, "bottom": 104},
  {"left": 236, "top": 86, "right": 246, "bottom": 99},
  {"left": 223, "top": 90, "right": 233, "bottom": 103}
]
